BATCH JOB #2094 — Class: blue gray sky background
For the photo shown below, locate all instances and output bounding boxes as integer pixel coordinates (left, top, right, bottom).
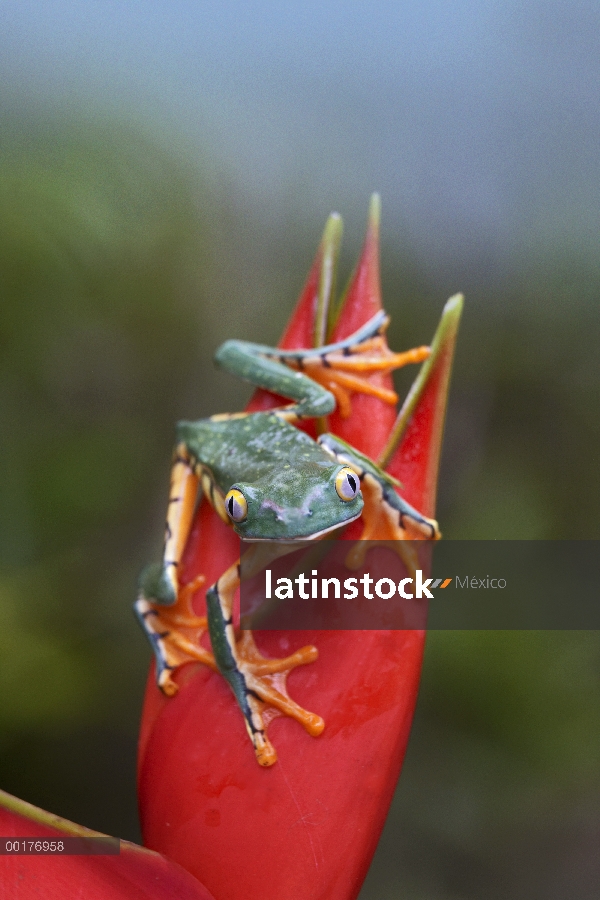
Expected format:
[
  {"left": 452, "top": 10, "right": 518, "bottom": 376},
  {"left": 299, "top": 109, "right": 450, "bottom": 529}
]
[{"left": 2, "top": 0, "right": 599, "bottom": 269}]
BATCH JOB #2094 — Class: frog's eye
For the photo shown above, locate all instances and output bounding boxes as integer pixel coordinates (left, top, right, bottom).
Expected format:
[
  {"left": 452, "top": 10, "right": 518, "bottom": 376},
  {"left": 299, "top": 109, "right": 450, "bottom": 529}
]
[
  {"left": 225, "top": 488, "right": 248, "bottom": 522},
  {"left": 335, "top": 467, "right": 360, "bottom": 502}
]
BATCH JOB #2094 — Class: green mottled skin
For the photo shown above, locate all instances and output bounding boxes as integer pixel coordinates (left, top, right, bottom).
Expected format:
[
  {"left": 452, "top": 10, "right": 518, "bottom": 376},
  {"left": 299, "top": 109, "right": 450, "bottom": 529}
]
[{"left": 177, "top": 412, "right": 363, "bottom": 540}]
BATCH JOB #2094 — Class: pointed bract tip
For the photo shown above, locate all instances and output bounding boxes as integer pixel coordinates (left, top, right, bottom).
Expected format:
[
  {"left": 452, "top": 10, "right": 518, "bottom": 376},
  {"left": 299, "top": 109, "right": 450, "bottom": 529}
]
[
  {"left": 314, "top": 213, "right": 344, "bottom": 348},
  {"left": 377, "top": 292, "right": 464, "bottom": 472},
  {"left": 321, "top": 212, "right": 344, "bottom": 249},
  {"left": 430, "top": 293, "right": 464, "bottom": 351},
  {"left": 444, "top": 293, "right": 464, "bottom": 316},
  {"left": 367, "top": 193, "right": 381, "bottom": 234}
]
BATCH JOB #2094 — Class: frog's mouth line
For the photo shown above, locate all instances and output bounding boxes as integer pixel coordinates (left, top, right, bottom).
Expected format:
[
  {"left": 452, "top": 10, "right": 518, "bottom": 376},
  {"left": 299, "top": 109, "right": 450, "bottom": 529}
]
[{"left": 239, "top": 510, "right": 363, "bottom": 542}]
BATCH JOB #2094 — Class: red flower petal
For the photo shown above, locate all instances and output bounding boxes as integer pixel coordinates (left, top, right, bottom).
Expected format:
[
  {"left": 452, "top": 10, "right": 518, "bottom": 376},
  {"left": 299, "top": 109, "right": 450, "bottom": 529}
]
[
  {"left": 0, "top": 789, "right": 215, "bottom": 899},
  {"left": 138, "top": 198, "right": 462, "bottom": 900},
  {"left": 383, "top": 292, "right": 463, "bottom": 517}
]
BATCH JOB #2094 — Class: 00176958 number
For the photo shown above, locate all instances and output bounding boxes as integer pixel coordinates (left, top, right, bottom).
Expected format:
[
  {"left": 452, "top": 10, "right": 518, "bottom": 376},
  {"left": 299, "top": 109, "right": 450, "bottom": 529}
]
[
  {"left": 0, "top": 837, "right": 120, "bottom": 854},
  {"left": 2, "top": 839, "right": 65, "bottom": 853}
]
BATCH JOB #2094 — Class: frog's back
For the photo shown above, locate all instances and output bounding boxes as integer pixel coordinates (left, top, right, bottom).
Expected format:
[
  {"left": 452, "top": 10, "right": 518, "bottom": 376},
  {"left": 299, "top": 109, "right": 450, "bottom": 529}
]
[{"left": 176, "top": 412, "right": 326, "bottom": 494}]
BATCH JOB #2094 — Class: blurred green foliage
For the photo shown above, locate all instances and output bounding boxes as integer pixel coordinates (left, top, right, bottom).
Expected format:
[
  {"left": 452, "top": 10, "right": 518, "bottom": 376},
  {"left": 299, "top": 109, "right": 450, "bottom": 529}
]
[
  {"left": 0, "top": 110, "right": 598, "bottom": 895},
  {"left": 0, "top": 113, "right": 218, "bottom": 834}
]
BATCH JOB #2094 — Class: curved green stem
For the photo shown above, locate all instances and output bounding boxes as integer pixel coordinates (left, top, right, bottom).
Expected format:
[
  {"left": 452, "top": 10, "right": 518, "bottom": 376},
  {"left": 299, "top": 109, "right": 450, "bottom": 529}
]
[{"left": 0, "top": 787, "right": 155, "bottom": 857}]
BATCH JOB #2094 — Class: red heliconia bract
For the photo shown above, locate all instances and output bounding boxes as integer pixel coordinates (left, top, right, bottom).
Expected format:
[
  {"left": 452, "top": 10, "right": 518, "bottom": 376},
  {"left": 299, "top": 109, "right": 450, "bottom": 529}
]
[
  {"left": 0, "top": 789, "right": 216, "bottom": 900},
  {"left": 138, "top": 197, "right": 462, "bottom": 900}
]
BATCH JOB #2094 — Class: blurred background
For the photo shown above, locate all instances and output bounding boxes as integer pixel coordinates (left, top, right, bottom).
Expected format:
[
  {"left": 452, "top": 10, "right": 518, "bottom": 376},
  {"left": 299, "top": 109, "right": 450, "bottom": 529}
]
[{"left": 0, "top": 1, "right": 599, "bottom": 897}]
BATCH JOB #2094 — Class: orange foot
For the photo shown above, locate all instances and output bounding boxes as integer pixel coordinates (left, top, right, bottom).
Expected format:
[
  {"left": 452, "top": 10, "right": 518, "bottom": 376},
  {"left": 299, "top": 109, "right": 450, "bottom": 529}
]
[
  {"left": 234, "top": 631, "right": 325, "bottom": 766},
  {"left": 135, "top": 574, "right": 217, "bottom": 696},
  {"left": 302, "top": 337, "right": 430, "bottom": 418}
]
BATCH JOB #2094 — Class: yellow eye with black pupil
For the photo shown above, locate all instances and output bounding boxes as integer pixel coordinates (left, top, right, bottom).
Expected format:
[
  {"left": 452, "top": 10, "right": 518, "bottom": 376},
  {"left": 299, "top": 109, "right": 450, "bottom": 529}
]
[
  {"left": 335, "top": 467, "right": 360, "bottom": 501},
  {"left": 225, "top": 489, "right": 247, "bottom": 522}
]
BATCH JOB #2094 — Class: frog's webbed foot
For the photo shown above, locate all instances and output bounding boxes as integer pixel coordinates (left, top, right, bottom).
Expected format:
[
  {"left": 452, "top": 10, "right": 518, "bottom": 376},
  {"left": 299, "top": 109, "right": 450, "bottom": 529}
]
[
  {"left": 206, "top": 563, "right": 324, "bottom": 766},
  {"left": 301, "top": 335, "right": 430, "bottom": 418},
  {"left": 135, "top": 572, "right": 216, "bottom": 696},
  {"left": 236, "top": 631, "right": 324, "bottom": 765}
]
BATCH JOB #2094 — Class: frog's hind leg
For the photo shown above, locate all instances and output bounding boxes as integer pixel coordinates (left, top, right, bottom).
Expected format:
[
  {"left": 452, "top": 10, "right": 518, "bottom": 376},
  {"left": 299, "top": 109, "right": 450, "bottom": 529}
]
[
  {"left": 206, "top": 562, "right": 324, "bottom": 767},
  {"left": 135, "top": 446, "right": 216, "bottom": 695}
]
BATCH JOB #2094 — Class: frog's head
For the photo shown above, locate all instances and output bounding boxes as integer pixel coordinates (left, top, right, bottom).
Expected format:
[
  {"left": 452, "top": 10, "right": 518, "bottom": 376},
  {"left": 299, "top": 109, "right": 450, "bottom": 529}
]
[{"left": 224, "top": 463, "right": 363, "bottom": 540}]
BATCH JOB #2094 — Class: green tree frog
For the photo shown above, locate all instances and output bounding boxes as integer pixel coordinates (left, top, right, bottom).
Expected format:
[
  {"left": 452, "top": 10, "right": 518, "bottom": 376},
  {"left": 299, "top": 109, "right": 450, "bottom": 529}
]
[{"left": 136, "top": 310, "right": 439, "bottom": 766}]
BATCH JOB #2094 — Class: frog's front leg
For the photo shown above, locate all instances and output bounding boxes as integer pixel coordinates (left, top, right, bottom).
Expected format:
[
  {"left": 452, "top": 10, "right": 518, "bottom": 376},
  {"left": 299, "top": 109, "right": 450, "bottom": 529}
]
[
  {"left": 318, "top": 433, "right": 440, "bottom": 577},
  {"left": 206, "top": 555, "right": 324, "bottom": 767},
  {"left": 135, "top": 446, "right": 216, "bottom": 695}
]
